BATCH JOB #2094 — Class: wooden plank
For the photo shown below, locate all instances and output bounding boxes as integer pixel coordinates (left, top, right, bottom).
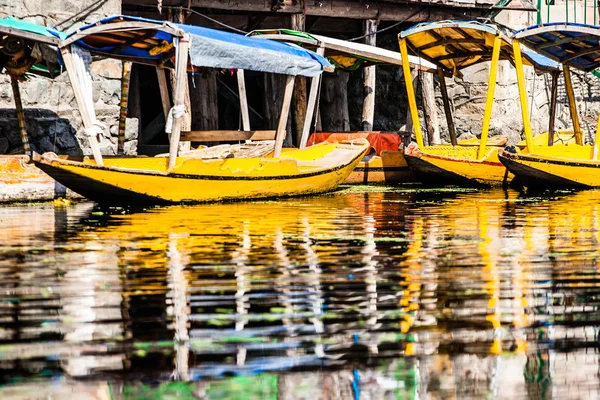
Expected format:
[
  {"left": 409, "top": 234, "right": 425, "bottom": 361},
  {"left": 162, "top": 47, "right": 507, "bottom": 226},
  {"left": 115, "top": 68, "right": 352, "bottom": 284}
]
[
  {"left": 156, "top": 68, "right": 171, "bottom": 121},
  {"left": 274, "top": 75, "right": 295, "bottom": 158},
  {"left": 361, "top": 19, "right": 377, "bottom": 131},
  {"left": 180, "top": 130, "right": 276, "bottom": 142},
  {"left": 189, "top": 73, "right": 219, "bottom": 131},
  {"left": 62, "top": 21, "right": 183, "bottom": 47},
  {"left": 290, "top": 13, "right": 307, "bottom": 147},
  {"left": 548, "top": 71, "right": 559, "bottom": 146},
  {"left": 237, "top": 70, "right": 251, "bottom": 131},
  {"left": 0, "top": 26, "right": 60, "bottom": 45},
  {"left": 300, "top": 47, "right": 325, "bottom": 148},
  {"left": 118, "top": 61, "right": 132, "bottom": 154},
  {"left": 400, "top": 38, "right": 423, "bottom": 148},
  {"left": 564, "top": 64, "right": 583, "bottom": 145},
  {"left": 437, "top": 67, "right": 456, "bottom": 146},
  {"left": 60, "top": 46, "right": 104, "bottom": 166},
  {"left": 168, "top": 34, "right": 191, "bottom": 170},
  {"left": 10, "top": 76, "right": 30, "bottom": 154},
  {"left": 421, "top": 72, "right": 440, "bottom": 145}
]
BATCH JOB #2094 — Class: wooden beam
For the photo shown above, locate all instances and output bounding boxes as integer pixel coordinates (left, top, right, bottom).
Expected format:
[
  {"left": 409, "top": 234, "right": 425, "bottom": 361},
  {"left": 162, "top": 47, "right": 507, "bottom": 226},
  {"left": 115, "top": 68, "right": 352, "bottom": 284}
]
[
  {"left": 237, "top": 70, "right": 251, "bottom": 131},
  {"left": 274, "top": 75, "right": 295, "bottom": 158},
  {"left": 418, "top": 38, "right": 486, "bottom": 52},
  {"left": 118, "top": 61, "right": 132, "bottom": 154},
  {"left": 157, "top": 68, "right": 171, "bottom": 122},
  {"left": 300, "top": 47, "right": 325, "bottom": 149},
  {"left": 291, "top": 13, "right": 307, "bottom": 147},
  {"left": 548, "top": 71, "right": 559, "bottom": 146},
  {"left": 400, "top": 37, "right": 423, "bottom": 148},
  {"left": 10, "top": 76, "right": 30, "bottom": 154},
  {"left": 563, "top": 64, "right": 583, "bottom": 145},
  {"left": 0, "top": 26, "right": 60, "bottom": 45},
  {"left": 180, "top": 130, "right": 276, "bottom": 142},
  {"left": 437, "top": 67, "right": 456, "bottom": 145},
  {"left": 113, "top": 31, "right": 157, "bottom": 54},
  {"left": 168, "top": 34, "right": 191, "bottom": 170},
  {"left": 361, "top": 19, "right": 377, "bottom": 131},
  {"left": 478, "top": 35, "right": 501, "bottom": 160},
  {"left": 513, "top": 40, "right": 534, "bottom": 153}
]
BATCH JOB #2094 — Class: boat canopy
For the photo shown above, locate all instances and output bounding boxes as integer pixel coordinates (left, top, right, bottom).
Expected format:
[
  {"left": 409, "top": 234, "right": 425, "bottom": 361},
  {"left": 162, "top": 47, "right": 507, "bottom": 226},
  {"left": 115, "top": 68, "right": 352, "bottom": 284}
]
[
  {"left": 62, "top": 15, "right": 333, "bottom": 77},
  {"left": 248, "top": 28, "right": 436, "bottom": 72},
  {"left": 0, "top": 17, "right": 66, "bottom": 78},
  {"left": 515, "top": 23, "right": 600, "bottom": 72},
  {"left": 399, "top": 20, "right": 558, "bottom": 76}
]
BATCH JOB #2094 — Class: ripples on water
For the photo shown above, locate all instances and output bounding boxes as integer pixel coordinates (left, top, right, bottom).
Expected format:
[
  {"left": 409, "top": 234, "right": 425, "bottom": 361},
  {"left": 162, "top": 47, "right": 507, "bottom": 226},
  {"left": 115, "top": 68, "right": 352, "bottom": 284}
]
[{"left": 0, "top": 186, "right": 600, "bottom": 399}]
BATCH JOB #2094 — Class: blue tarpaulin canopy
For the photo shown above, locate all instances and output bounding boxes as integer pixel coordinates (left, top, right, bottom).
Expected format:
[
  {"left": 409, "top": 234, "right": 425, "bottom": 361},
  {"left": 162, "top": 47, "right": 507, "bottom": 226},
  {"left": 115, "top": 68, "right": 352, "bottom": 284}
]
[
  {"left": 399, "top": 20, "right": 558, "bottom": 76},
  {"left": 64, "top": 15, "right": 333, "bottom": 77},
  {"left": 515, "top": 23, "right": 600, "bottom": 72}
]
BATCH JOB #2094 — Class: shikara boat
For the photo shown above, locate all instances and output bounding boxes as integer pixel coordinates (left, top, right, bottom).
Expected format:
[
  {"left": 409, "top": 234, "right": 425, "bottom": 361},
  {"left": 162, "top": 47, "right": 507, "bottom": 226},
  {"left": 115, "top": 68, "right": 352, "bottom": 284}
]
[
  {"left": 0, "top": 18, "right": 79, "bottom": 202},
  {"left": 499, "top": 23, "right": 600, "bottom": 189},
  {"left": 249, "top": 29, "right": 436, "bottom": 184},
  {"left": 398, "top": 21, "right": 558, "bottom": 187},
  {"left": 33, "top": 16, "right": 369, "bottom": 205}
]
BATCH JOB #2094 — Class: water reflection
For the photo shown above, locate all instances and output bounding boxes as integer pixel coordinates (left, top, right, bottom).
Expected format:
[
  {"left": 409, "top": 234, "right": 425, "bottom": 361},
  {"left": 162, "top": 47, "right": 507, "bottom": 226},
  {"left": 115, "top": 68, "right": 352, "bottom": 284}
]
[{"left": 0, "top": 188, "right": 600, "bottom": 398}]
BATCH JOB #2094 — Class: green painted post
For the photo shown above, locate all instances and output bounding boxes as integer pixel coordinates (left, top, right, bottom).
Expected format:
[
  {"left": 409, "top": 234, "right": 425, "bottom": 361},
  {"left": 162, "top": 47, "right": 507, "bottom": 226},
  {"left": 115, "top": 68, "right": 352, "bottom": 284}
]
[
  {"left": 566, "top": 0, "right": 569, "bottom": 22},
  {"left": 537, "top": 0, "right": 542, "bottom": 24}
]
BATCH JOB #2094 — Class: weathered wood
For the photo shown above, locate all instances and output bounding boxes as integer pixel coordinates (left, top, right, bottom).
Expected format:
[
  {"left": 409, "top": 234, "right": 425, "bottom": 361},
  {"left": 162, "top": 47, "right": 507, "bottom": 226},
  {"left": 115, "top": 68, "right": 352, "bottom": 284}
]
[
  {"left": 563, "top": 64, "right": 583, "bottom": 145},
  {"left": 264, "top": 73, "right": 293, "bottom": 145},
  {"left": 168, "top": 34, "right": 190, "bottom": 170},
  {"left": 437, "top": 67, "right": 456, "bottom": 146},
  {"left": 171, "top": 9, "right": 191, "bottom": 152},
  {"left": 290, "top": 13, "right": 307, "bottom": 147},
  {"left": 62, "top": 20, "right": 183, "bottom": 47},
  {"left": 548, "top": 71, "right": 559, "bottom": 146},
  {"left": 189, "top": 73, "right": 219, "bottom": 131},
  {"left": 300, "top": 47, "right": 325, "bottom": 148},
  {"left": 237, "top": 69, "right": 251, "bottom": 131},
  {"left": 274, "top": 75, "right": 296, "bottom": 158},
  {"left": 362, "top": 19, "right": 377, "bottom": 131},
  {"left": 180, "top": 130, "right": 276, "bottom": 142},
  {"left": 118, "top": 61, "right": 132, "bottom": 154},
  {"left": 10, "top": 76, "right": 30, "bottom": 154},
  {"left": 60, "top": 46, "right": 104, "bottom": 166},
  {"left": 156, "top": 67, "right": 171, "bottom": 121},
  {"left": 0, "top": 26, "right": 60, "bottom": 45},
  {"left": 421, "top": 72, "right": 440, "bottom": 145},
  {"left": 320, "top": 70, "right": 350, "bottom": 131}
]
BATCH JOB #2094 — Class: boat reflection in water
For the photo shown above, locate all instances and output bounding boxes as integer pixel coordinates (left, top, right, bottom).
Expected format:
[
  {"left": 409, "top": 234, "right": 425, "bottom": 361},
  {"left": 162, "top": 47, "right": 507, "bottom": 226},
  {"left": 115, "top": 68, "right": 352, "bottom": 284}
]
[{"left": 1, "top": 187, "right": 600, "bottom": 398}]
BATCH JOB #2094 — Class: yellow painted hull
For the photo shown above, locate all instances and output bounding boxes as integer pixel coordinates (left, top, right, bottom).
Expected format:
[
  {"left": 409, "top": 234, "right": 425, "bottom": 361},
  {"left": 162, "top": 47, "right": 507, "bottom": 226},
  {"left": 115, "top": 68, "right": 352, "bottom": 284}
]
[
  {"left": 404, "top": 142, "right": 512, "bottom": 187},
  {"left": 345, "top": 150, "right": 414, "bottom": 184},
  {"left": 499, "top": 144, "right": 600, "bottom": 188},
  {"left": 33, "top": 141, "right": 369, "bottom": 205}
]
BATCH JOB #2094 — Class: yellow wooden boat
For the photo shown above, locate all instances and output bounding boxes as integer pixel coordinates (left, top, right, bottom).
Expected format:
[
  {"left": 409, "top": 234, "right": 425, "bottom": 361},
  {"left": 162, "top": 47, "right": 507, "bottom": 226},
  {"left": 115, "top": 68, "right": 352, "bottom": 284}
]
[
  {"left": 498, "top": 23, "right": 600, "bottom": 189},
  {"left": 31, "top": 16, "right": 370, "bottom": 205},
  {"left": 398, "top": 21, "right": 558, "bottom": 187},
  {"left": 34, "top": 140, "right": 369, "bottom": 205}
]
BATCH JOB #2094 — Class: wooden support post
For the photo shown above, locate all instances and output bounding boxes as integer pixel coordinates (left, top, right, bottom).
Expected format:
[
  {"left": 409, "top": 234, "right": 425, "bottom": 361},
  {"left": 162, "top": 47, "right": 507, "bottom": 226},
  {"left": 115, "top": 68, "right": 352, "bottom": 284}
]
[
  {"left": 157, "top": 67, "right": 171, "bottom": 121},
  {"left": 300, "top": 47, "right": 325, "bottom": 149},
  {"left": 564, "top": 64, "right": 583, "bottom": 145},
  {"left": 291, "top": 13, "right": 307, "bottom": 146},
  {"left": 362, "top": 19, "right": 377, "bottom": 131},
  {"left": 421, "top": 72, "right": 440, "bottom": 145},
  {"left": 399, "top": 38, "right": 423, "bottom": 148},
  {"left": 437, "top": 68, "right": 456, "bottom": 146},
  {"left": 478, "top": 35, "right": 501, "bottom": 160},
  {"left": 274, "top": 75, "right": 296, "bottom": 158},
  {"left": 60, "top": 46, "right": 104, "bottom": 166},
  {"left": 189, "top": 73, "right": 218, "bottom": 131},
  {"left": 237, "top": 69, "right": 251, "bottom": 131},
  {"left": 593, "top": 111, "right": 600, "bottom": 160},
  {"left": 512, "top": 40, "right": 535, "bottom": 153},
  {"left": 168, "top": 35, "right": 190, "bottom": 170},
  {"left": 10, "top": 76, "right": 30, "bottom": 154},
  {"left": 548, "top": 71, "right": 559, "bottom": 146},
  {"left": 118, "top": 61, "right": 132, "bottom": 154}
]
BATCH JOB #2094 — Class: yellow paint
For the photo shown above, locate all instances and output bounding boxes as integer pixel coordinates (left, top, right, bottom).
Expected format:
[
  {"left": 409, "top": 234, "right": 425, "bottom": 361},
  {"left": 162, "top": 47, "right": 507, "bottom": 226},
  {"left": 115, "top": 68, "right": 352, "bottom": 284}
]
[
  {"left": 37, "top": 141, "right": 369, "bottom": 203},
  {"left": 513, "top": 40, "right": 535, "bottom": 153},
  {"left": 478, "top": 35, "right": 502, "bottom": 160},
  {"left": 563, "top": 65, "right": 583, "bottom": 145},
  {"left": 344, "top": 151, "right": 412, "bottom": 184},
  {"left": 594, "top": 111, "right": 600, "bottom": 160},
  {"left": 399, "top": 37, "right": 423, "bottom": 148}
]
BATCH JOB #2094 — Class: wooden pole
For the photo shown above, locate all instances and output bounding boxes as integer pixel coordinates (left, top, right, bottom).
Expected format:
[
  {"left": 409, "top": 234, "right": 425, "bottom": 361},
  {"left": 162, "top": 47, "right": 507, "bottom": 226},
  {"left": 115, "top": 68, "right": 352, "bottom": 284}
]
[
  {"left": 10, "top": 76, "right": 30, "bottom": 154},
  {"left": 478, "top": 35, "right": 501, "bottom": 160},
  {"left": 593, "top": 111, "right": 600, "bottom": 160},
  {"left": 564, "top": 64, "right": 583, "bottom": 145},
  {"left": 548, "top": 71, "right": 559, "bottom": 146},
  {"left": 399, "top": 38, "right": 423, "bottom": 148},
  {"left": 60, "top": 46, "right": 104, "bottom": 166},
  {"left": 237, "top": 69, "right": 251, "bottom": 131},
  {"left": 291, "top": 13, "right": 307, "bottom": 146},
  {"left": 118, "top": 61, "right": 132, "bottom": 154},
  {"left": 156, "top": 67, "right": 171, "bottom": 122},
  {"left": 300, "top": 47, "right": 325, "bottom": 148},
  {"left": 512, "top": 40, "right": 535, "bottom": 153},
  {"left": 274, "top": 75, "right": 296, "bottom": 158},
  {"left": 437, "top": 67, "right": 456, "bottom": 146},
  {"left": 421, "top": 72, "right": 440, "bottom": 145},
  {"left": 168, "top": 35, "right": 190, "bottom": 170},
  {"left": 362, "top": 19, "right": 378, "bottom": 131}
]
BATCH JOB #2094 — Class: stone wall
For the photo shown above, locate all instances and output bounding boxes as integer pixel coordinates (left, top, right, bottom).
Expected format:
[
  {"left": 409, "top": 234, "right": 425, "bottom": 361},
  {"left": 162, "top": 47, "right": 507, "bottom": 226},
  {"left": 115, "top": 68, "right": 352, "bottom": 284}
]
[{"left": 0, "top": 0, "right": 139, "bottom": 156}]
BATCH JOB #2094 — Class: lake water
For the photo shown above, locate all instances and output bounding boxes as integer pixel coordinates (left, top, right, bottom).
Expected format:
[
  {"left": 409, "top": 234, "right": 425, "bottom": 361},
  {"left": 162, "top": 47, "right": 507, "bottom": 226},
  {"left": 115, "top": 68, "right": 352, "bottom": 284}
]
[{"left": 0, "top": 186, "right": 599, "bottom": 399}]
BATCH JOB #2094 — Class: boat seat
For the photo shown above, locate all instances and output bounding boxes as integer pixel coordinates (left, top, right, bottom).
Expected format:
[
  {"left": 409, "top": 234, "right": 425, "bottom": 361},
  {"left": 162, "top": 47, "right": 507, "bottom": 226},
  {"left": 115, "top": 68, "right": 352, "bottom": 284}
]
[{"left": 180, "top": 130, "right": 277, "bottom": 142}]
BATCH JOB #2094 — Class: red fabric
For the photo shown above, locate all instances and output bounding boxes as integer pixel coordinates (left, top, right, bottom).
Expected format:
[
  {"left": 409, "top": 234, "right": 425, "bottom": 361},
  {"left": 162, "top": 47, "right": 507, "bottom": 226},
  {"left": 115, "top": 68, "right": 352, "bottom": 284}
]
[{"left": 307, "top": 132, "right": 402, "bottom": 156}]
